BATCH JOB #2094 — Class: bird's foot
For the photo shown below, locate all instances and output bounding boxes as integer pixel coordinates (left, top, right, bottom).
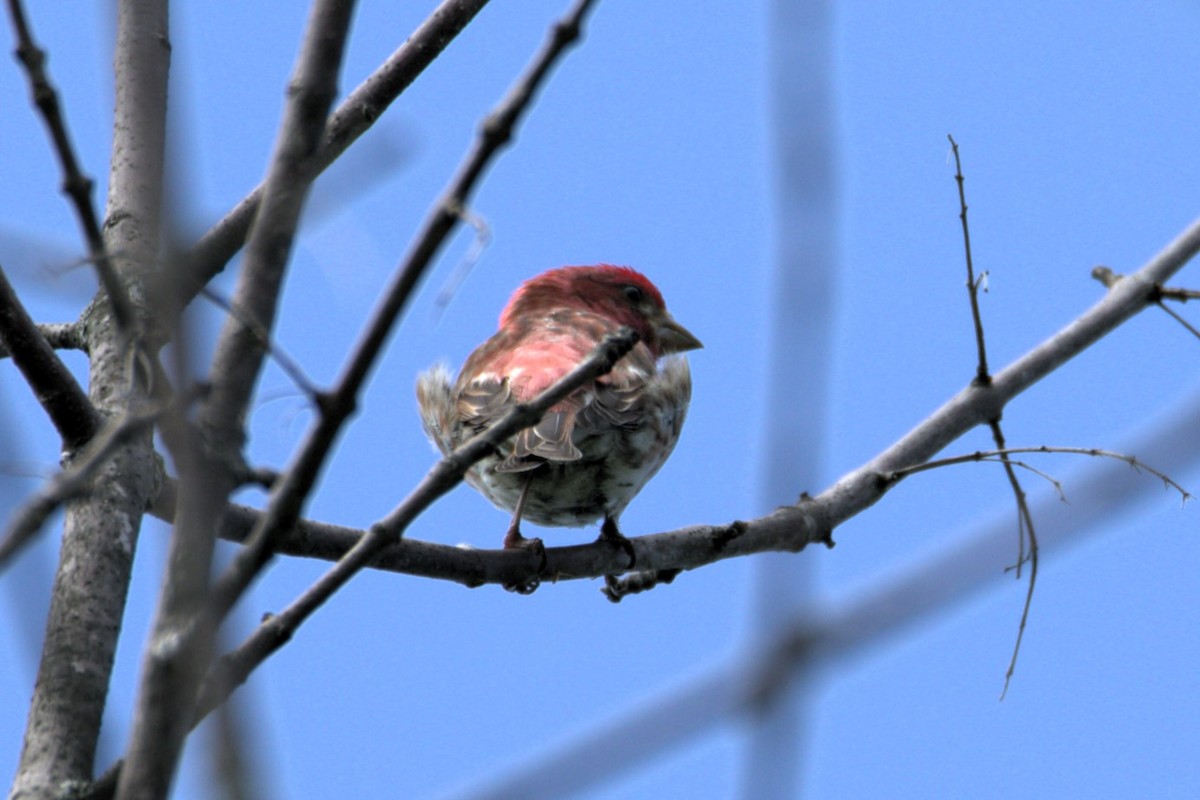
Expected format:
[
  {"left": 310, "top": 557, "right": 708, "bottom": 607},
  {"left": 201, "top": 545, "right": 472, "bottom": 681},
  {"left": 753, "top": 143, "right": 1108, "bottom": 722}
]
[
  {"left": 502, "top": 524, "right": 546, "bottom": 594},
  {"left": 597, "top": 517, "right": 637, "bottom": 569}
]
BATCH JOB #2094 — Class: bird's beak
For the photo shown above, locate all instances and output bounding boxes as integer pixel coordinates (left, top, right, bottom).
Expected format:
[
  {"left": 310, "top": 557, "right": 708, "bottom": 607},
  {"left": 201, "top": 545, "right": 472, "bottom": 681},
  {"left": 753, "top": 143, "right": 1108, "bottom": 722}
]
[{"left": 654, "top": 312, "right": 703, "bottom": 354}]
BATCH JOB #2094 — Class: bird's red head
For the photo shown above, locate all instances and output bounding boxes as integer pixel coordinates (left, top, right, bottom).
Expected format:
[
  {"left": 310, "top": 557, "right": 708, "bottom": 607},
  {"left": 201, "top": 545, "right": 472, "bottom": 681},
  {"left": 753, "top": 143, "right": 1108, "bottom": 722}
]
[{"left": 498, "top": 265, "right": 701, "bottom": 356}]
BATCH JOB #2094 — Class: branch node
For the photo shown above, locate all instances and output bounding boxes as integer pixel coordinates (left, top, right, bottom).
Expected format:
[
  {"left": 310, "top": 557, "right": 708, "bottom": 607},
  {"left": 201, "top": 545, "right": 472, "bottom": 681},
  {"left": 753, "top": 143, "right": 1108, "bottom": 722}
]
[{"left": 709, "top": 520, "right": 747, "bottom": 552}]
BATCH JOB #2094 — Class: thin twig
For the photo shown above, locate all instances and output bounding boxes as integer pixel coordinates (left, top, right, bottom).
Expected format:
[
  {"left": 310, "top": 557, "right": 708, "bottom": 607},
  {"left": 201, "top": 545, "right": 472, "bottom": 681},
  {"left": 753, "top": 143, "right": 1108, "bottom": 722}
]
[
  {"left": 196, "top": 286, "right": 320, "bottom": 401},
  {"left": 1153, "top": 299, "right": 1200, "bottom": 341},
  {"left": 890, "top": 438, "right": 1197, "bottom": 697},
  {"left": 948, "top": 137, "right": 1042, "bottom": 695},
  {"left": 1000, "top": 525, "right": 1037, "bottom": 700},
  {"left": 887, "top": 445, "right": 1193, "bottom": 502},
  {"left": 1158, "top": 286, "right": 1200, "bottom": 301},
  {"left": 5, "top": 0, "right": 137, "bottom": 333},
  {"left": 948, "top": 135, "right": 990, "bottom": 383},
  {"left": 180, "top": 0, "right": 493, "bottom": 306},
  {"left": 986, "top": 422, "right": 1039, "bottom": 700},
  {"left": 985, "top": 422, "right": 1037, "bottom": 578}
]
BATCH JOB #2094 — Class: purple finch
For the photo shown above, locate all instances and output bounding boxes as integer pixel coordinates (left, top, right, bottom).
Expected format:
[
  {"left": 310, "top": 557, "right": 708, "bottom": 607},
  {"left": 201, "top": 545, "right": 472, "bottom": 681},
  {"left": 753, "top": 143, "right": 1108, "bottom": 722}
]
[{"left": 417, "top": 265, "right": 701, "bottom": 563}]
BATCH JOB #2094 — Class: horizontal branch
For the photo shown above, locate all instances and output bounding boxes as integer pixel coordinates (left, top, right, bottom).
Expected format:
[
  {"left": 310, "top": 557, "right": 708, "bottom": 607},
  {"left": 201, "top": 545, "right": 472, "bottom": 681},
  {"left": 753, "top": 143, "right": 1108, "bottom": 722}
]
[
  {"left": 144, "top": 215, "right": 1200, "bottom": 589},
  {"left": 99, "top": 325, "right": 635, "bottom": 800},
  {"left": 200, "top": 324, "right": 640, "bottom": 702},
  {"left": 100, "top": 195, "right": 1200, "bottom": 800},
  {"left": 450, "top": 391, "right": 1200, "bottom": 800}
]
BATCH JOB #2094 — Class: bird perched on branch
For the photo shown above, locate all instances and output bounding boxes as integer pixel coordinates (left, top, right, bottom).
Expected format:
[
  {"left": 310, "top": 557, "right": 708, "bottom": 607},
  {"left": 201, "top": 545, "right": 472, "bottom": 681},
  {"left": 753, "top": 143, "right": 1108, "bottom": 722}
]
[{"left": 417, "top": 264, "right": 702, "bottom": 566}]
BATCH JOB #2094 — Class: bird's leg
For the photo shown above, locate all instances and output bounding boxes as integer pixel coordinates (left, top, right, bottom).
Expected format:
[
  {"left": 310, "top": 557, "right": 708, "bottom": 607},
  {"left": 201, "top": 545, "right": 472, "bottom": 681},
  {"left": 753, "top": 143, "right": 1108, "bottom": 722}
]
[
  {"left": 502, "top": 473, "right": 546, "bottom": 591},
  {"left": 502, "top": 472, "right": 539, "bottom": 549},
  {"left": 597, "top": 516, "right": 637, "bottom": 569}
]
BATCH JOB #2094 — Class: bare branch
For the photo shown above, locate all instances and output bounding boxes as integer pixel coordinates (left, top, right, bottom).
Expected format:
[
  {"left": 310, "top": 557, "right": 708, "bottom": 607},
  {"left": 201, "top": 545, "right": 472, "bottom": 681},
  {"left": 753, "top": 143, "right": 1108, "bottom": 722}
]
[
  {"left": 90, "top": 325, "right": 638, "bottom": 799},
  {"left": 888, "top": 435, "right": 1194, "bottom": 692},
  {"left": 180, "top": 0, "right": 493, "bottom": 304},
  {"left": 135, "top": 215, "right": 1200, "bottom": 596},
  {"left": 1093, "top": 265, "right": 1200, "bottom": 340},
  {"left": 1158, "top": 285, "right": 1200, "bottom": 301},
  {"left": 115, "top": 1, "right": 359, "bottom": 797},
  {"left": 948, "top": 135, "right": 990, "bottom": 383},
  {"left": 9, "top": 0, "right": 170, "bottom": 793},
  {"left": 452, "top": 394, "right": 1200, "bottom": 800},
  {"left": 888, "top": 445, "right": 1193, "bottom": 502},
  {"left": 5, "top": 0, "right": 137, "bottom": 333},
  {"left": 946, "top": 138, "right": 1040, "bottom": 694},
  {"left": 0, "top": 265, "right": 99, "bottom": 450},
  {"left": 982, "top": 421, "right": 1038, "bottom": 698},
  {"left": 203, "top": 0, "right": 601, "bottom": 628},
  {"left": 0, "top": 402, "right": 166, "bottom": 570},
  {"left": 0, "top": 321, "right": 86, "bottom": 358}
]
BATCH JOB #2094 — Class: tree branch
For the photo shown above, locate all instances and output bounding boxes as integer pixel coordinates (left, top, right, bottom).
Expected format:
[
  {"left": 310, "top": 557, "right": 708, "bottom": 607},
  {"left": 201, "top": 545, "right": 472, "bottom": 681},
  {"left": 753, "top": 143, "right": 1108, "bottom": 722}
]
[
  {"left": 947, "top": 134, "right": 990, "bottom": 382},
  {"left": 178, "top": 0, "right": 493, "bottom": 306},
  {"left": 445, "top": 392, "right": 1200, "bottom": 800},
  {"left": 9, "top": 0, "right": 169, "bottom": 794},
  {"left": 0, "top": 321, "right": 86, "bottom": 358},
  {"left": 0, "top": 404, "right": 165, "bottom": 571},
  {"left": 0, "top": 265, "right": 98, "bottom": 450},
  {"left": 196, "top": 325, "right": 638, "bottom": 722},
  {"left": 91, "top": 325, "right": 637, "bottom": 800},
  {"left": 141, "top": 215, "right": 1200, "bottom": 591},
  {"left": 93, "top": 207, "right": 1198, "bottom": 800},
  {"left": 5, "top": 0, "right": 137, "bottom": 333},
  {"left": 115, "top": 0, "right": 358, "bottom": 797},
  {"left": 203, "top": 0, "right": 601, "bottom": 628}
]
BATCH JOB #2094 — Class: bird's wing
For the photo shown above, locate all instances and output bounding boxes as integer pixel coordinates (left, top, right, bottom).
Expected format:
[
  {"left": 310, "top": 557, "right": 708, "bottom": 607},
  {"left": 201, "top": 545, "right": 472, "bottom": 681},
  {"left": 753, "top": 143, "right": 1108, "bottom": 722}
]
[
  {"left": 575, "top": 349, "right": 655, "bottom": 430},
  {"left": 452, "top": 311, "right": 669, "bottom": 471},
  {"left": 455, "top": 374, "right": 584, "bottom": 471}
]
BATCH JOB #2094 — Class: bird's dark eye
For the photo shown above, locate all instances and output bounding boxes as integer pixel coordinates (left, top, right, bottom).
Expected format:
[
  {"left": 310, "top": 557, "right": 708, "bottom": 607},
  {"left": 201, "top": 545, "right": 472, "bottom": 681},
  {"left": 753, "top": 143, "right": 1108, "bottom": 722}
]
[{"left": 621, "top": 284, "right": 645, "bottom": 304}]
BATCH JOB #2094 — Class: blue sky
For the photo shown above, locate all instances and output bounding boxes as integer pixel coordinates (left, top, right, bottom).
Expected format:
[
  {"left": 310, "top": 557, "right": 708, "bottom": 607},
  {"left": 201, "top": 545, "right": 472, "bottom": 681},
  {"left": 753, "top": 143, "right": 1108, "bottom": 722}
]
[{"left": 2, "top": 2, "right": 1199, "bottom": 798}]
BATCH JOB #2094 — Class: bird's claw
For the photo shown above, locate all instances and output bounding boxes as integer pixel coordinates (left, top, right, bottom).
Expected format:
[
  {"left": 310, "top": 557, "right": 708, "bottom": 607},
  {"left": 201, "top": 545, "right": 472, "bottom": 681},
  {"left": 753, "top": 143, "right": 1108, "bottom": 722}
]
[
  {"left": 598, "top": 518, "right": 637, "bottom": 569},
  {"left": 502, "top": 528, "right": 546, "bottom": 594},
  {"left": 505, "top": 576, "right": 541, "bottom": 595}
]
